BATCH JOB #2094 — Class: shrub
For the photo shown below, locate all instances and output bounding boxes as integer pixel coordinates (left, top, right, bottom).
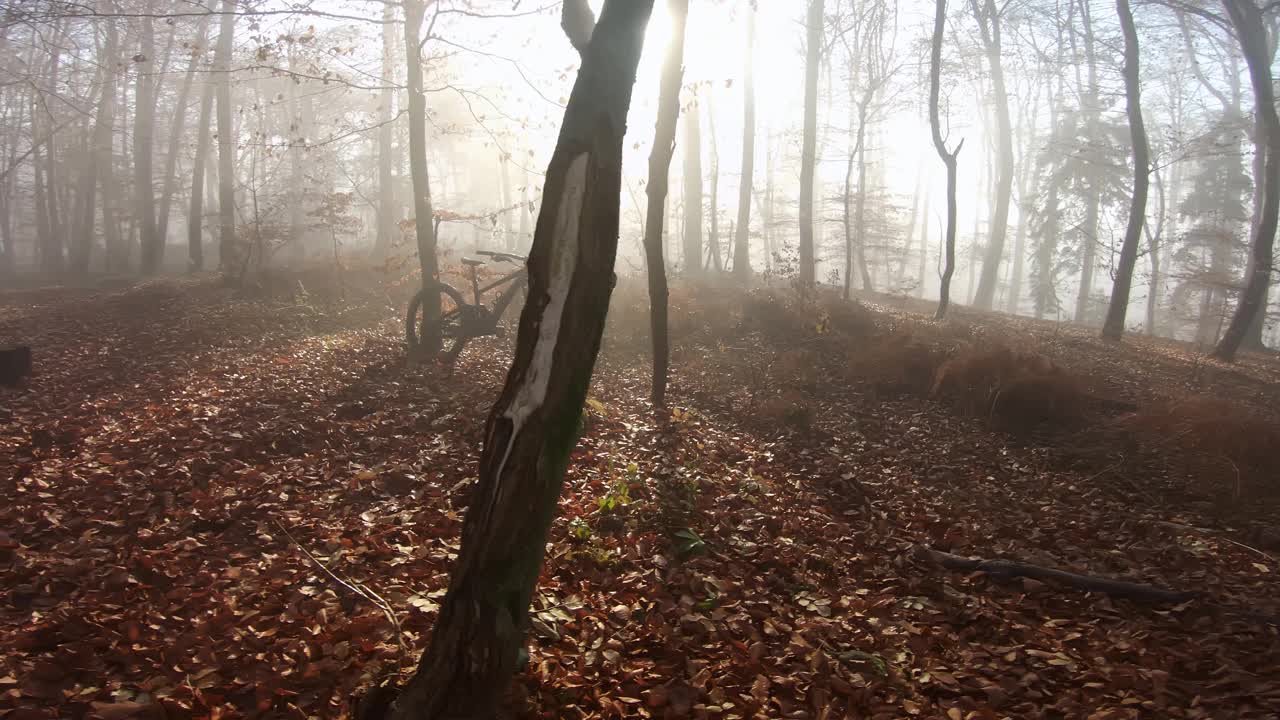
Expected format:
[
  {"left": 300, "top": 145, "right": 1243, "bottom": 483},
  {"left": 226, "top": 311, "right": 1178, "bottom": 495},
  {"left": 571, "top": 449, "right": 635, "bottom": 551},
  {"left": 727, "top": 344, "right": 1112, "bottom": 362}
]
[
  {"left": 1115, "top": 397, "right": 1280, "bottom": 500},
  {"left": 930, "top": 346, "right": 1088, "bottom": 431}
]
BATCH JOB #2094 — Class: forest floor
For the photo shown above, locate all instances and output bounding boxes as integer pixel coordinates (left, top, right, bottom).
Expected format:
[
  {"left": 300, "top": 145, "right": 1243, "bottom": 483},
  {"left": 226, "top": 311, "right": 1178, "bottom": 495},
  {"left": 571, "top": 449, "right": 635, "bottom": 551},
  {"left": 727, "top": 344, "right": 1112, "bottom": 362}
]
[{"left": 2, "top": 270, "right": 1278, "bottom": 720}]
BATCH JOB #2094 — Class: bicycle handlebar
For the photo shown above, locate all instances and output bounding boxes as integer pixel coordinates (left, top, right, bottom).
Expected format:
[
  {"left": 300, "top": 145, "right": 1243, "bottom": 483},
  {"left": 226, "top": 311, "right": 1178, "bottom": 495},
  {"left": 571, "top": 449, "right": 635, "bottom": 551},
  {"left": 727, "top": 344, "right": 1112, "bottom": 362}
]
[{"left": 476, "top": 250, "right": 526, "bottom": 264}]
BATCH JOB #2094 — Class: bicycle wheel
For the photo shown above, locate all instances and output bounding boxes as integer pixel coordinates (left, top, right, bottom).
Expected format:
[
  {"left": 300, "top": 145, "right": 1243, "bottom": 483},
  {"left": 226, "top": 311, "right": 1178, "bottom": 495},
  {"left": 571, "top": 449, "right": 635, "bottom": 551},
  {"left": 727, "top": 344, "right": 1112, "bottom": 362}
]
[{"left": 406, "top": 282, "right": 469, "bottom": 359}]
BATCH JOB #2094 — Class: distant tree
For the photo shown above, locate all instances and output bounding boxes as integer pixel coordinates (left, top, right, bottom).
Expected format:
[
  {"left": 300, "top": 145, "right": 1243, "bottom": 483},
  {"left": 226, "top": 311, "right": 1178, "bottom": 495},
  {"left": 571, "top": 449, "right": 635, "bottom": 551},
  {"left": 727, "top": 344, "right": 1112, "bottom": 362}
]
[
  {"left": 733, "top": 1, "right": 757, "bottom": 279},
  {"left": 682, "top": 85, "right": 704, "bottom": 276},
  {"left": 215, "top": 0, "right": 237, "bottom": 271},
  {"left": 968, "top": 0, "right": 1014, "bottom": 311},
  {"left": 1102, "top": 0, "right": 1151, "bottom": 340},
  {"left": 643, "top": 0, "right": 690, "bottom": 406},
  {"left": 798, "top": 0, "right": 824, "bottom": 287},
  {"left": 929, "top": 0, "right": 963, "bottom": 319}
]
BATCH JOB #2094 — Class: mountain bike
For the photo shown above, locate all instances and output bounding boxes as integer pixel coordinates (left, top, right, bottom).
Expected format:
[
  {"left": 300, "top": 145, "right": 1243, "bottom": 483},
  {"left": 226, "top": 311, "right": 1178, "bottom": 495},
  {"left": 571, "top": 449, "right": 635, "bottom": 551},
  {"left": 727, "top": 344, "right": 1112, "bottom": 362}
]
[{"left": 406, "top": 250, "right": 528, "bottom": 361}]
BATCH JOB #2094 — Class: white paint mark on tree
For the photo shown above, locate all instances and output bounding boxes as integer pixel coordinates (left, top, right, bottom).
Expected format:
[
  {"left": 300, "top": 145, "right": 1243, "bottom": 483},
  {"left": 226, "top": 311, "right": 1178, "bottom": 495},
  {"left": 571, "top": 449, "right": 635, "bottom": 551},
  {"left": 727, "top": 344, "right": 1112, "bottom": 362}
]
[{"left": 491, "top": 152, "right": 590, "bottom": 482}]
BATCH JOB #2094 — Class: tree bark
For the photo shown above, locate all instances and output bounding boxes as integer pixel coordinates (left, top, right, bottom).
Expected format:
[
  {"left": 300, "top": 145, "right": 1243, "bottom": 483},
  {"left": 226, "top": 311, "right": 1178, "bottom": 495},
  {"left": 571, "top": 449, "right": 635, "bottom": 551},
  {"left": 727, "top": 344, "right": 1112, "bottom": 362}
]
[
  {"left": 1101, "top": 0, "right": 1150, "bottom": 340},
  {"left": 643, "top": 0, "right": 688, "bottom": 406},
  {"left": 1215, "top": 0, "right": 1280, "bottom": 360},
  {"left": 682, "top": 85, "right": 703, "bottom": 277},
  {"left": 706, "top": 83, "right": 722, "bottom": 272},
  {"left": 798, "top": 0, "right": 823, "bottom": 287},
  {"left": 929, "top": 0, "right": 962, "bottom": 320},
  {"left": 367, "top": 2, "right": 655, "bottom": 718},
  {"left": 732, "top": 2, "right": 756, "bottom": 279},
  {"left": 215, "top": 0, "right": 237, "bottom": 271},
  {"left": 136, "top": 11, "right": 161, "bottom": 274},
  {"left": 405, "top": 0, "right": 441, "bottom": 354}
]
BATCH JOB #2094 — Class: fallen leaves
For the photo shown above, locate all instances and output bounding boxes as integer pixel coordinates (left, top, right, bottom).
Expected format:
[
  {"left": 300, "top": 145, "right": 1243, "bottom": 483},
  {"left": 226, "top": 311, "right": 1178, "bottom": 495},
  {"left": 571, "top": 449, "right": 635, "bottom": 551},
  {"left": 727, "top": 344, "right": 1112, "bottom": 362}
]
[{"left": 1, "top": 276, "right": 1277, "bottom": 719}]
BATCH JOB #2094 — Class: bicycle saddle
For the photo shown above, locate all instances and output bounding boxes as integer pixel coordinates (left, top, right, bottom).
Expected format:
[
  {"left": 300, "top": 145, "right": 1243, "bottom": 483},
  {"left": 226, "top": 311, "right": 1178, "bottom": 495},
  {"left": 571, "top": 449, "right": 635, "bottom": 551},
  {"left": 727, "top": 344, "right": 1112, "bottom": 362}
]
[{"left": 461, "top": 256, "right": 486, "bottom": 267}]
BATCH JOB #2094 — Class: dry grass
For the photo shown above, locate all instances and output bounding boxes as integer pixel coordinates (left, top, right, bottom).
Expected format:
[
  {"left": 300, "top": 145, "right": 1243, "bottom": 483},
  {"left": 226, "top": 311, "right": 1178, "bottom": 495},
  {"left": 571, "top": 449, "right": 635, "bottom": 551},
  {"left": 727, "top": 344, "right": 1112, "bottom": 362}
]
[{"left": 1113, "top": 397, "right": 1280, "bottom": 501}]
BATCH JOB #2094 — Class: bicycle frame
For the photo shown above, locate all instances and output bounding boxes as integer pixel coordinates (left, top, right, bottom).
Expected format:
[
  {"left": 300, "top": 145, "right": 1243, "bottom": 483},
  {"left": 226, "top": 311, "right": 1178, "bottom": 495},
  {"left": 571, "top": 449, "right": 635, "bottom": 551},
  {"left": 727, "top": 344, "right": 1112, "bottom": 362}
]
[{"left": 466, "top": 263, "right": 526, "bottom": 306}]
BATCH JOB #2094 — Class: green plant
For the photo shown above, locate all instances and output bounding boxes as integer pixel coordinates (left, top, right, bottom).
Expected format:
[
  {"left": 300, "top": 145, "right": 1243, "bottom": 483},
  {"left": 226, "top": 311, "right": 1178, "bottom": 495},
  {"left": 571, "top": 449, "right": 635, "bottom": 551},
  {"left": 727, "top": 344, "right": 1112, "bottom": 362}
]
[
  {"left": 568, "top": 517, "right": 592, "bottom": 542},
  {"left": 672, "top": 528, "right": 706, "bottom": 558},
  {"left": 598, "top": 461, "right": 637, "bottom": 513}
]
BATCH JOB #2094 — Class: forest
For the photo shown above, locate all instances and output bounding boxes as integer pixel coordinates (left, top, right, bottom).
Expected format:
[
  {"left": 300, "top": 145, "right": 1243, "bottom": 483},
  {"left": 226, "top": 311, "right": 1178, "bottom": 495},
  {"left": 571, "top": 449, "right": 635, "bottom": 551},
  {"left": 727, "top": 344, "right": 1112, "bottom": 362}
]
[{"left": 1, "top": 0, "right": 1278, "bottom": 718}]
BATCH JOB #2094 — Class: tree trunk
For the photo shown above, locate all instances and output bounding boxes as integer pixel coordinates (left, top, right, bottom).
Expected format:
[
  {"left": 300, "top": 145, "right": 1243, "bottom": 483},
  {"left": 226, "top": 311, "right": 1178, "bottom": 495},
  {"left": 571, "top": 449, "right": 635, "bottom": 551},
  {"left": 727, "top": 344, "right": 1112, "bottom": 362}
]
[
  {"left": 366, "top": 3, "right": 655, "bottom": 718},
  {"left": 970, "top": 0, "right": 1014, "bottom": 310},
  {"left": 136, "top": 12, "right": 161, "bottom": 274},
  {"left": 75, "top": 13, "right": 119, "bottom": 274},
  {"left": 405, "top": 0, "right": 441, "bottom": 354},
  {"left": 853, "top": 99, "right": 873, "bottom": 291},
  {"left": 375, "top": 0, "right": 398, "bottom": 262},
  {"left": 1215, "top": 0, "right": 1280, "bottom": 360},
  {"left": 643, "top": 0, "right": 687, "bottom": 406},
  {"left": 189, "top": 56, "right": 214, "bottom": 272},
  {"left": 1145, "top": 165, "right": 1165, "bottom": 335},
  {"left": 1074, "top": 0, "right": 1101, "bottom": 323},
  {"left": 158, "top": 18, "right": 207, "bottom": 260},
  {"left": 706, "top": 83, "right": 722, "bottom": 272},
  {"left": 733, "top": 3, "right": 756, "bottom": 279},
  {"left": 918, "top": 183, "right": 931, "bottom": 298},
  {"left": 215, "top": 0, "right": 237, "bottom": 270},
  {"left": 40, "top": 28, "right": 65, "bottom": 275},
  {"left": 798, "top": 0, "right": 823, "bottom": 287},
  {"left": 929, "top": 0, "right": 962, "bottom": 320},
  {"left": 1101, "top": 0, "right": 1150, "bottom": 341},
  {"left": 682, "top": 85, "right": 703, "bottom": 277}
]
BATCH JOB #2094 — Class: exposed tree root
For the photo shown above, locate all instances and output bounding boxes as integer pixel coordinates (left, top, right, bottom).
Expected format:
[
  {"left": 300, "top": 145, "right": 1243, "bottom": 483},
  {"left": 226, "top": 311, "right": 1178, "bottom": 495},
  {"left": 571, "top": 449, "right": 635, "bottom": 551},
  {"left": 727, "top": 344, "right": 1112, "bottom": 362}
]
[{"left": 913, "top": 545, "right": 1199, "bottom": 604}]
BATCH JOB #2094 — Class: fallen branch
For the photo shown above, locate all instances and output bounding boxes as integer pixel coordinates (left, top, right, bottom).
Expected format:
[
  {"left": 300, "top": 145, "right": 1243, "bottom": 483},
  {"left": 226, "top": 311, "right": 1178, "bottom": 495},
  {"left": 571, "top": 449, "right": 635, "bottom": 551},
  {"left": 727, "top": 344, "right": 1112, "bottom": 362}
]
[{"left": 913, "top": 545, "right": 1198, "bottom": 605}]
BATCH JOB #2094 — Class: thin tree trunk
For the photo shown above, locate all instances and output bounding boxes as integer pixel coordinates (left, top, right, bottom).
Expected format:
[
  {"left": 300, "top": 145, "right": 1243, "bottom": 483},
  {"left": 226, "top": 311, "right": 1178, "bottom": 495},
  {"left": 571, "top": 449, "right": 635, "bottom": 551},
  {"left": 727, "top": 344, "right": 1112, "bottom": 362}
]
[
  {"left": 1145, "top": 164, "right": 1165, "bottom": 335},
  {"left": 136, "top": 11, "right": 161, "bottom": 274},
  {"left": 707, "top": 83, "right": 722, "bottom": 272},
  {"left": 798, "top": 0, "right": 823, "bottom": 287},
  {"left": 643, "top": 0, "right": 688, "bottom": 406},
  {"left": 405, "top": 0, "right": 441, "bottom": 353},
  {"left": 1215, "top": 0, "right": 1280, "bottom": 360},
  {"left": 189, "top": 63, "right": 214, "bottom": 272},
  {"left": 918, "top": 183, "right": 931, "bottom": 298},
  {"left": 970, "top": 0, "right": 1013, "bottom": 310},
  {"left": 365, "top": 3, "right": 655, "bottom": 718},
  {"left": 158, "top": 18, "right": 207, "bottom": 258},
  {"left": 682, "top": 85, "right": 703, "bottom": 276},
  {"left": 1074, "top": 0, "right": 1101, "bottom": 322},
  {"left": 853, "top": 99, "right": 873, "bottom": 291},
  {"left": 1101, "top": 0, "right": 1150, "bottom": 340},
  {"left": 76, "top": 13, "right": 119, "bottom": 274},
  {"left": 733, "top": 2, "right": 755, "bottom": 279},
  {"left": 375, "top": 0, "right": 397, "bottom": 262},
  {"left": 215, "top": 0, "right": 237, "bottom": 270},
  {"left": 929, "top": 0, "right": 962, "bottom": 319}
]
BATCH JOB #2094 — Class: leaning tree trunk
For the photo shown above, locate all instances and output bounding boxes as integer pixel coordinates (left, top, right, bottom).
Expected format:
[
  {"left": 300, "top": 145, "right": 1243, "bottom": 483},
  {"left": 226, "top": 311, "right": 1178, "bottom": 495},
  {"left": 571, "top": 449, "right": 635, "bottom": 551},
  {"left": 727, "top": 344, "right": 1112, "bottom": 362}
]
[
  {"left": 643, "top": 0, "right": 688, "bottom": 407},
  {"left": 1215, "top": 0, "right": 1280, "bottom": 360},
  {"left": 971, "top": 0, "right": 1014, "bottom": 310},
  {"left": 1101, "top": 0, "right": 1150, "bottom": 340},
  {"left": 733, "top": 2, "right": 756, "bottom": 279},
  {"left": 798, "top": 0, "right": 823, "bottom": 287},
  {"left": 404, "top": 0, "right": 441, "bottom": 354},
  {"left": 929, "top": 0, "right": 962, "bottom": 320},
  {"left": 215, "top": 0, "right": 237, "bottom": 271},
  {"left": 682, "top": 85, "right": 703, "bottom": 277},
  {"left": 362, "top": 2, "right": 655, "bottom": 719}
]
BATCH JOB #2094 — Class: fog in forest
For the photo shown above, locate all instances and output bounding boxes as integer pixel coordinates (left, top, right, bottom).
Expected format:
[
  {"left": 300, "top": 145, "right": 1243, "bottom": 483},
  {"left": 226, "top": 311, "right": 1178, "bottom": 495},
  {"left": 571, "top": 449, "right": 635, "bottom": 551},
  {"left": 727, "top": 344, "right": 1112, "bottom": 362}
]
[{"left": 3, "top": 0, "right": 1277, "bottom": 347}]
